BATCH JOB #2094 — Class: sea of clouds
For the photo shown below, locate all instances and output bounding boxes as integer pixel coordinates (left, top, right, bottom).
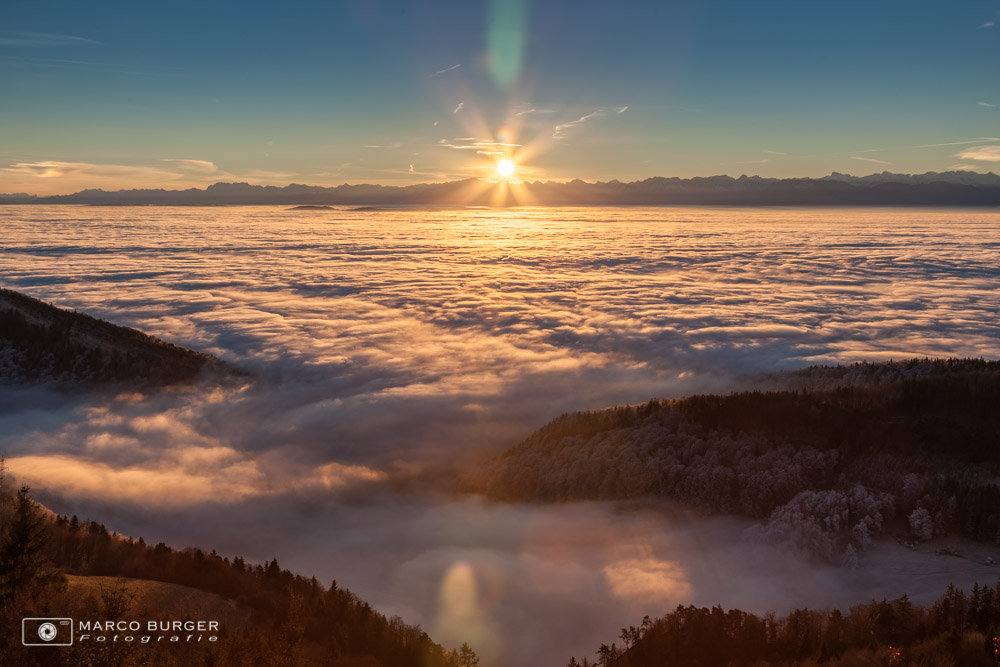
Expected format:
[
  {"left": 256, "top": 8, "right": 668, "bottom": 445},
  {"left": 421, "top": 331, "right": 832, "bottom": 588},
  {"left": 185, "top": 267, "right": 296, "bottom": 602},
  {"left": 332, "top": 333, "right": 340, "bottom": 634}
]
[{"left": 1, "top": 205, "right": 999, "bottom": 666}]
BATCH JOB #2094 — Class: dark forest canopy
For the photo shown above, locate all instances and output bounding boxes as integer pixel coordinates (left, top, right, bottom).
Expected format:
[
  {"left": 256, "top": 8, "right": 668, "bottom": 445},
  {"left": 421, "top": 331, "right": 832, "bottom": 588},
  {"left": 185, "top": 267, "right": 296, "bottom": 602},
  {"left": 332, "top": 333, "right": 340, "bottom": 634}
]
[
  {"left": 468, "top": 359, "right": 1000, "bottom": 562},
  {"left": 0, "top": 482, "right": 470, "bottom": 667},
  {"left": 2, "top": 171, "right": 1000, "bottom": 206},
  {"left": 570, "top": 581, "right": 1000, "bottom": 667},
  {"left": 0, "top": 287, "right": 237, "bottom": 387}
]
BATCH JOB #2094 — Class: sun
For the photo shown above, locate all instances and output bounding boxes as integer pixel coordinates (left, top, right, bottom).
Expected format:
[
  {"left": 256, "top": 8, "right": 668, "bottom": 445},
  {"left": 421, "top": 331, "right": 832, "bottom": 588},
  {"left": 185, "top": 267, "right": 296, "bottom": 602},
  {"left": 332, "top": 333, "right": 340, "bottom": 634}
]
[{"left": 497, "top": 159, "right": 515, "bottom": 178}]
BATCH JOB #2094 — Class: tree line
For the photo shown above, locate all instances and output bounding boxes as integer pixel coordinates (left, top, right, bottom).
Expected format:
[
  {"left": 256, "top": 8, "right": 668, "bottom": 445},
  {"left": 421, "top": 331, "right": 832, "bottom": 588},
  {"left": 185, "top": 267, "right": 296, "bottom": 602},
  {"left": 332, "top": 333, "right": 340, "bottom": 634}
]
[
  {"left": 469, "top": 359, "right": 1000, "bottom": 562},
  {"left": 0, "top": 287, "right": 223, "bottom": 386},
  {"left": 0, "top": 474, "right": 477, "bottom": 667},
  {"left": 569, "top": 582, "right": 1000, "bottom": 666}
]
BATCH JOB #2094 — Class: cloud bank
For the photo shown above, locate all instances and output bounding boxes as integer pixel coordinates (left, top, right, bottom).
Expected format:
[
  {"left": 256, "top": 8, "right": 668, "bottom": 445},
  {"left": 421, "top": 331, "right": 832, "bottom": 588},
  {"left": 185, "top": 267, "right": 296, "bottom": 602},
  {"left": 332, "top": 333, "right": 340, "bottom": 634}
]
[
  {"left": 955, "top": 145, "right": 1000, "bottom": 162},
  {"left": 2, "top": 205, "right": 1000, "bottom": 665}
]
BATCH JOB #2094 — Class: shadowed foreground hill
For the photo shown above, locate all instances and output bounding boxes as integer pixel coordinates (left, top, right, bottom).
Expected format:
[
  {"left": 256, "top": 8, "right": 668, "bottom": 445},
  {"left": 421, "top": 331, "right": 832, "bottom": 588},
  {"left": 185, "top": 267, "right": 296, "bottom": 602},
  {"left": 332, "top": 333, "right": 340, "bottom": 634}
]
[
  {"left": 0, "top": 287, "right": 230, "bottom": 386},
  {"left": 468, "top": 359, "right": 1000, "bottom": 562},
  {"left": 569, "top": 582, "right": 1000, "bottom": 666},
  {"left": 63, "top": 574, "right": 252, "bottom": 631},
  {"left": 0, "top": 484, "right": 468, "bottom": 667}
]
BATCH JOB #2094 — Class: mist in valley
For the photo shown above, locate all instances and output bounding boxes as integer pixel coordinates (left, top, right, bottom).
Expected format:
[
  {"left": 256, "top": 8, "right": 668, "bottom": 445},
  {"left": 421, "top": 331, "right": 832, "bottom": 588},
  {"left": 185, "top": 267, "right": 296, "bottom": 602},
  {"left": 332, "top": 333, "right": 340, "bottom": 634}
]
[{"left": 2, "top": 205, "right": 1000, "bottom": 665}]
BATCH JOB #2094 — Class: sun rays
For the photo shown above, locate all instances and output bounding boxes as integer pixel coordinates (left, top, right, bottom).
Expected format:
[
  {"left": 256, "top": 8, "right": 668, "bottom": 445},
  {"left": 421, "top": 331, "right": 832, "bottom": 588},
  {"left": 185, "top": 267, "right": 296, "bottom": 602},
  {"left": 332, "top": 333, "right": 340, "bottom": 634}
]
[{"left": 436, "top": 92, "right": 567, "bottom": 206}]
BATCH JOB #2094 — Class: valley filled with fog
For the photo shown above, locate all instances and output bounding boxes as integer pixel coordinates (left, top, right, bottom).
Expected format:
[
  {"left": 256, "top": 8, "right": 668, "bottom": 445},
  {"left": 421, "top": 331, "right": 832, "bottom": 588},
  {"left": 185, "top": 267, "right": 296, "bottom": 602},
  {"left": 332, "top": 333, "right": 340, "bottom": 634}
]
[{"left": 2, "top": 205, "right": 999, "bottom": 666}]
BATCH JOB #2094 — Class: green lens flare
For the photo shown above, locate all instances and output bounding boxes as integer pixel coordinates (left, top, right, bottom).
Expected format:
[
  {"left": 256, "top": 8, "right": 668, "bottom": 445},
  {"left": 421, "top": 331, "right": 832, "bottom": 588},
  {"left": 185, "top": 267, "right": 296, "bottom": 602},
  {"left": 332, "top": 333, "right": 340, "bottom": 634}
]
[{"left": 487, "top": 0, "right": 527, "bottom": 88}]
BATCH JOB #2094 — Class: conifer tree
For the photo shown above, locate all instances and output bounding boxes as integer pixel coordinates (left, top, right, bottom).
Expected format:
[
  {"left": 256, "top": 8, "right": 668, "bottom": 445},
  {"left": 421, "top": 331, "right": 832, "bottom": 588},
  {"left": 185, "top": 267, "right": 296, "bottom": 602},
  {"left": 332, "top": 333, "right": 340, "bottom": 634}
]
[
  {"left": 458, "top": 642, "right": 479, "bottom": 667},
  {"left": 0, "top": 485, "right": 51, "bottom": 602}
]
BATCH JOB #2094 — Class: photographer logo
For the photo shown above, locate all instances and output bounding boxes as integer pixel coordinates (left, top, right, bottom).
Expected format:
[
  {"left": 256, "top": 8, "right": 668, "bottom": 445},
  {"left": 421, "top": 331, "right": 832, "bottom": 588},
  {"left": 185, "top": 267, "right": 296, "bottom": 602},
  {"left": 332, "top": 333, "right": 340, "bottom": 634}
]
[{"left": 22, "top": 618, "right": 74, "bottom": 646}]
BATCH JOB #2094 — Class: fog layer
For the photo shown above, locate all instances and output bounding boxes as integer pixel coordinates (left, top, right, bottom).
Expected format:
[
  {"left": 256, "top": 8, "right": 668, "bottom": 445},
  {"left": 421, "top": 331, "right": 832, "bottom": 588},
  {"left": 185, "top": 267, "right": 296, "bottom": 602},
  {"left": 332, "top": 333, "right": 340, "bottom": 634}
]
[{"left": 2, "top": 206, "right": 999, "bottom": 666}]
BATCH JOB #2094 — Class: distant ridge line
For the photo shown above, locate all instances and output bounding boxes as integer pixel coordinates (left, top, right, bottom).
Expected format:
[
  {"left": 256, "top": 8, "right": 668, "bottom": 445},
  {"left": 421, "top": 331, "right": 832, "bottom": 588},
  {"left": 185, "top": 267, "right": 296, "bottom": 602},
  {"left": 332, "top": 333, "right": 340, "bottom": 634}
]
[{"left": 3, "top": 171, "right": 1000, "bottom": 206}]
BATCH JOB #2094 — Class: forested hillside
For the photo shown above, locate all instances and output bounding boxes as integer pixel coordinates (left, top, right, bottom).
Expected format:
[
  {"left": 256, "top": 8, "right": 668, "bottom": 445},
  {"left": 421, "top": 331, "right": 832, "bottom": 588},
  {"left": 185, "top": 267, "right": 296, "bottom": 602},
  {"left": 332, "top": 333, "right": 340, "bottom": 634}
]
[
  {"left": 0, "top": 480, "right": 470, "bottom": 667},
  {"left": 468, "top": 359, "right": 1000, "bottom": 562},
  {"left": 0, "top": 287, "right": 227, "bottom": 386},
  {"left": 569, "top": 582, "right": 1000, "bottom": 666}
]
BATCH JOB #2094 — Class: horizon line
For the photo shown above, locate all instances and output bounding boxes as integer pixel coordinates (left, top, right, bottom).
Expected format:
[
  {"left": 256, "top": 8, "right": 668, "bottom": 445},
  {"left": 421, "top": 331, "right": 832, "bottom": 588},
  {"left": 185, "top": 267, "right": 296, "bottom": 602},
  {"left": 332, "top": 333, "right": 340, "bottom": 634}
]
[{"left": 3, "top": 169, "right": 999, "bottom": 198}]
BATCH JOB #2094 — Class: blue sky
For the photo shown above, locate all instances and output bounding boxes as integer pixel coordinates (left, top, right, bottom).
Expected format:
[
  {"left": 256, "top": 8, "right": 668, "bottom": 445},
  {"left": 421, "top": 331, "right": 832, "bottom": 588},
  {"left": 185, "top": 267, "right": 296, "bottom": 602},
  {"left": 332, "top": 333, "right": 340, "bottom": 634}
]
[{"left": 2, "top": 0, "right": 999, "bottom": 193}]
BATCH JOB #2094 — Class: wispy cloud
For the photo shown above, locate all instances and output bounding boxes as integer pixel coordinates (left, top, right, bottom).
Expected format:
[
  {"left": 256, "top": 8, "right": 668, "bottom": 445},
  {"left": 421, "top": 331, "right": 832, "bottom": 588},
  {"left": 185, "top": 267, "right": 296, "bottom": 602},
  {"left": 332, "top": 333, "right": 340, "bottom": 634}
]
[
  {"left": 429, "top": 64, "right": 461, "bottom": 78},
  {"left": 977, "top": 101, "right": 997, "bottom": 109},
  {"left": 0, "top": 31, "right": 98, "bottom": 47},
  {"left": 436, "top": 138, "right": 520, "bottom": 156},
  {"left": 763, "top": 150, "right": 788, "bottom": 156},
  {"left": 2, "top": 160, "right": 181, "bottom": 180},
  {"left": 161, "top": 159, "right": 218, "bottom": 173},
  {"left": 616, "top": 106, "right": 629, "bottom": 114},
  {"left": 514, "top": 106, "right": 555, "bottom": 117},
  {"left": 0, "top": 54, "right": 156, "bottom": 76},
  {"left": 954, "top": 145, "right": 1000, "bottom": 162},
  {"left": 982, "top": 21, "right": 995, "bottom": 28},
  {"left": 363, "top": 142, "right": 402, "bottom": 149},
  {"left": 946, "top": 164, "right": 982, "bottom": 171},
  {"left": 851, "top": 156, "right": 892, "bottom": 165},
  {"left": 552, "top": 110, "right": 607, "bottom": 140},
  {"left": 915, "top": 137, "right": 1000, "bottom": 148},
  {"left": 453, "top": 102, "right": 465, "bottom": 114},
  {"left": 0, "top": 159, "right": 297, "bottom": 193},
  {"left": 830, "top": 148, "right": 883, "bottom": 155}
]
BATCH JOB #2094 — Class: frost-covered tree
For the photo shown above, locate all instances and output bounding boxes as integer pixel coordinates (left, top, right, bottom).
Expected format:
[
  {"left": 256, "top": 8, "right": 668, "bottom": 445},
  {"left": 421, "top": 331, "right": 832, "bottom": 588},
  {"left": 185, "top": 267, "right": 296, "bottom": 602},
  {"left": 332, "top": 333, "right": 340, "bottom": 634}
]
[
  {"left": 852, "top": 521, "right": 872, "bottom": 549},
  {"left": 909, "top": 507, "right": 934, "bottom": 541},
  {"left": 842, "top": 544, "right": 858, "bottom": 569}
]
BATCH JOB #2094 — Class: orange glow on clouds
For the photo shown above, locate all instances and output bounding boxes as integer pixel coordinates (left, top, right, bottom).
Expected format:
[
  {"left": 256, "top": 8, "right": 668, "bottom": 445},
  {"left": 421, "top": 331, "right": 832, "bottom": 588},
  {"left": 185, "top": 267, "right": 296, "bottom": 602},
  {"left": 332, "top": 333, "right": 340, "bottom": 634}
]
[{"left": 602, "top": 557, "right": 693, "bottom": 606}]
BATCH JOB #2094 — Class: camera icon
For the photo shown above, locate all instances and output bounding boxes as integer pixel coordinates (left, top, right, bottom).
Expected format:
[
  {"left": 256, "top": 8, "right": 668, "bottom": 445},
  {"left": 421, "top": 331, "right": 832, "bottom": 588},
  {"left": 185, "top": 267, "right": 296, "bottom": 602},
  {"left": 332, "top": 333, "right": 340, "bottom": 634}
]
[{"left": 22, "top": 618, "right": 74, "bottom": 646}]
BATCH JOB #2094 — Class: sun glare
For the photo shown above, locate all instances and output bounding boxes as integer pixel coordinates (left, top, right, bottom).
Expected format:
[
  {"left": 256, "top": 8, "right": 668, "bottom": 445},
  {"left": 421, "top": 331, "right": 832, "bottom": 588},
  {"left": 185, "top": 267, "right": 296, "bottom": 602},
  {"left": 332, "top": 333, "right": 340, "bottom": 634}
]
[{"left": 497, "top": 159, "right": 515, "bottom": 178}]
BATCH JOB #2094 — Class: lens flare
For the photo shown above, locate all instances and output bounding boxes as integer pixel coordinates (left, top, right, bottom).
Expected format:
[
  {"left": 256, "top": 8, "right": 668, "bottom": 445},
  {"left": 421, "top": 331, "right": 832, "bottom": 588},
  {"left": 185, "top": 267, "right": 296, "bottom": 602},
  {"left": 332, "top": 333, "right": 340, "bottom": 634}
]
[{"left": 434, "top": 561, "right": 495, "bottom": 661}]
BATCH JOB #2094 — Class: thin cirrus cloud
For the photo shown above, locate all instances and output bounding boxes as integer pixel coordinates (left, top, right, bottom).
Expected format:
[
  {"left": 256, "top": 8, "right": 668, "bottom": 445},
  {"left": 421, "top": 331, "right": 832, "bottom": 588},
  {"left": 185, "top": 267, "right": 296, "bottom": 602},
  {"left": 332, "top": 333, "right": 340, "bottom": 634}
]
[
  {"left": 850, "top": 156, "right": 892, "bottom": 165},
  {"left": 429, "top": 63, "right": 461, "bottom": 77},
  {"left": 514, "top": 106, "right": 555, "bottom": 116},
  {"left": 0, "top": 159, "right": 296, "bottom": 194},
  {"left": 552, "top": 110, "right": 607, "bottom": 140},
  {"left": 2, "top": 160, "right": 183, "bottom": 181},
  {"left": 977, "top": 102, "right": 997, "bottom": 109},
  {"left": 160, "top": 158, "right": 218, "bottom": 173},
  {"left": 0, "top": 31, "right": 98, "bottom": 46},
  {"left": 453, "top": 102, "right": 465, "bottom": 114},
  {"left": 914, "top": 137, "right": 1000, "bottom": 148},
  {"left": 437, "top": 137, "right": 519, "bottom": 156},
  {"left": 954, "top": 145, "right": 1000, "bottom": 162}
]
